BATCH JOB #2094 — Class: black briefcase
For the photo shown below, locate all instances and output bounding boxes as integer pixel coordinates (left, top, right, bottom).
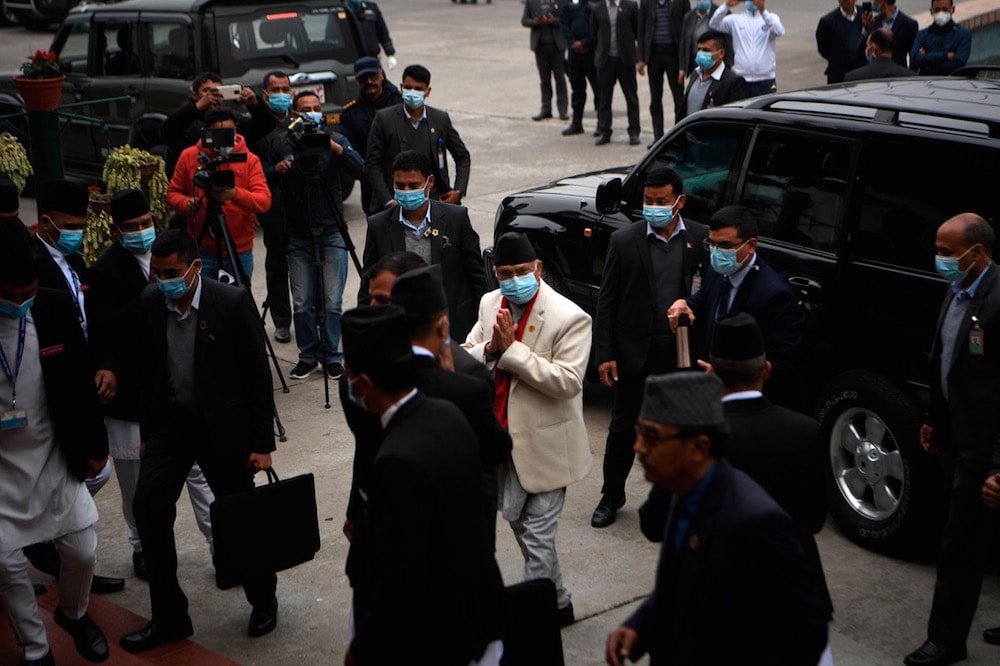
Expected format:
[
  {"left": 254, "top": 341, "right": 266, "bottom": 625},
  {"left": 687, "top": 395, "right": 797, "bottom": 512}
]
[
  {"left": 501, "top": 578, "right": 565, "bottom": 665},
  {"left": 210, "top": 468, "right": 321, "bottom": 590}
]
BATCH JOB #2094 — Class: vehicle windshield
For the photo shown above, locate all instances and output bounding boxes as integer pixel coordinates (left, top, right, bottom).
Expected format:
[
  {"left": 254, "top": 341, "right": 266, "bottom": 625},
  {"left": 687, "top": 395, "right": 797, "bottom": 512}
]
[{"left": 216, "top": 6, "right": 357, "bottom": 77}]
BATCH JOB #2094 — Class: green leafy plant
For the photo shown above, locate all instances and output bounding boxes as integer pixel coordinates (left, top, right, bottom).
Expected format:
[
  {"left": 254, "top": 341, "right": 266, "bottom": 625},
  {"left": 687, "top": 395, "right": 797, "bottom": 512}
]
[
  {"left": 19, "top": 50, "right": 64, "bottom": 80},
  {"left": 102, "top": 145, "right": 170, "bottom": 224},
  {"left": 83, "top": 186, "right": 114, "bottom": 265},
  {"left": 0, "top": 133, "right": 33, "bottom": 193}
]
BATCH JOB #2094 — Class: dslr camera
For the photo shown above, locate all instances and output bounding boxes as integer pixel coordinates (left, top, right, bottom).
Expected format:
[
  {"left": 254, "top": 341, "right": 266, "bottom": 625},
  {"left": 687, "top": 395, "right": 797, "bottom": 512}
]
[{"left": 193, "top": 127, "right": 248, "bottom": 192}]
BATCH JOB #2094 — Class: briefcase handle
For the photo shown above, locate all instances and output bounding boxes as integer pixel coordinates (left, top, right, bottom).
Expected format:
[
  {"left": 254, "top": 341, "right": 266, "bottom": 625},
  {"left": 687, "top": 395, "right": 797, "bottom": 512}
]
[{"left": 264, "top": 467, "right": 279, "bottom": 484}]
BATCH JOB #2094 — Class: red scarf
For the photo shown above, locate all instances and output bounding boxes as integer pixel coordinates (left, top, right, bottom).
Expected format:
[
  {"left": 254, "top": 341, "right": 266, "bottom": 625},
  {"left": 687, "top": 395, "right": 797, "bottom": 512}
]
[{"left": 492, "top": 294, "right": 538, "bottom": 430}]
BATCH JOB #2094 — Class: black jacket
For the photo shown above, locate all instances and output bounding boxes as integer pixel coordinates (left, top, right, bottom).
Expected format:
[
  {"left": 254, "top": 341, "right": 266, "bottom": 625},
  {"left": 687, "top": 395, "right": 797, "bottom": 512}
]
[
  {"left": 591, "top": 0, "right": 640, "bottom": 67},
  {"left": 856, "top": 8, "right": 918, "bottom": 68},
  {"left": 637, "top": 0, "right": 689, "bottom": 64},
  {"left": 815, "top": 6, "right": 865, "bottom": 84},
  {"left": 340, "top": 82, "right": 402, "bottom": 160},
  {"left": 843, "top": 56, "right": 918, "bottom": 81},
  {"left": 677, "top": 63, "right": 747, "bottom": 120},
  {"left": 350, "top": 0, "right": 395, "bottom": 58}
]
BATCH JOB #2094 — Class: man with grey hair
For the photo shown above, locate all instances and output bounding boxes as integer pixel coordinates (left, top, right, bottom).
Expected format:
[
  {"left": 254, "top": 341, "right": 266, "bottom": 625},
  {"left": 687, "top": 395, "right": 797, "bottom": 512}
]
[{"left": 605, "top": 372, "right": 827, "bottom": 665}]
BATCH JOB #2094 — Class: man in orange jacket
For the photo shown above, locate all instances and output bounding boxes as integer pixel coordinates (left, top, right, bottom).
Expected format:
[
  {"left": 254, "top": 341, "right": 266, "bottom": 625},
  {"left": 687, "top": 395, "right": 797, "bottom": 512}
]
[{"left": 167, "top": 108, "right": 271, "bottom": 284}]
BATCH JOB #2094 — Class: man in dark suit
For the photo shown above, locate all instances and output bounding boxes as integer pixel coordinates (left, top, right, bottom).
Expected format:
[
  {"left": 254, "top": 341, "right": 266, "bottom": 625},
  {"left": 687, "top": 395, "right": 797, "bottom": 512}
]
[
  {"left": 559, "top": 0, "right": 600, "bottom": 136},
  {"left": 905, "top": 214, "right": 1000, "bottom": 666},
  {"left": 676, "top": 29, "right": 747, "bottom": 121},
  {"left": 668, "top": 205, "right": 805, "bottom": 411},
  {"left": 859, "top": 0, "right": 918, "bottom": 67},
  {"left": 523, "top": 0, "right": 570, "bottom": 122},
  {"left": 119, "top": 230, "right": 278, "bottom": 653},
  {"left": 592, "top": 168, "right": 708, "bottom": 528},
  {"left": 364, "top": 64, "right": 471, "bottom": 209},
  {"left": 341, "top": 305, "right": 504, "bottom": 665},
  {"left": 845, "top": 27, "right": 919, "bottom": 81},
  {"left": 591, "top": 0, "right": 642, "bottom": 145},
  {"left": 605, "top": 372, "right": 828, "bottom": 666},
  {"left": 0, "top": 217, "right": 111, "bottom": 666},
  {"left": 816, "top": 0, "right": 865, "bottom": 84},
  {"left": 637, "top": 0, "right": 689, "bottom": 139},
  {"left": 358, "top": 150, "right": 488, "bottom": 341}
]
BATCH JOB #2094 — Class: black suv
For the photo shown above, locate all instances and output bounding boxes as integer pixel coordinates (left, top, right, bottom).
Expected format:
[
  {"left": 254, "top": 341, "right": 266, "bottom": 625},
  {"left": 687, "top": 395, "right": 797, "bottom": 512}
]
[
  {"left": 0, "top": 0, "right": 363, "bottom": 181},
  {"left": 492, "top": 75, "right": 1000, "bottom": 555}
]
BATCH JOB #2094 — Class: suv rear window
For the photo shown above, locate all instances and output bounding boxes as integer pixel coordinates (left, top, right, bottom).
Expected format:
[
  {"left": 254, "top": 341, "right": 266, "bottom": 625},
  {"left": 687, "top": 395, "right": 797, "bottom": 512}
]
[{"left": 216, "top": 7, "right": 356, "bottom": 78}]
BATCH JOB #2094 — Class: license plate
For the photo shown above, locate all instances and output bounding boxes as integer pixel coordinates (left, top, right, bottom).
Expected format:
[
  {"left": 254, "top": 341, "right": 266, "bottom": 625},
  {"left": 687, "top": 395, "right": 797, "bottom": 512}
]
[{"left": 291, "top": 84, "right": 325, "bottom": 104}]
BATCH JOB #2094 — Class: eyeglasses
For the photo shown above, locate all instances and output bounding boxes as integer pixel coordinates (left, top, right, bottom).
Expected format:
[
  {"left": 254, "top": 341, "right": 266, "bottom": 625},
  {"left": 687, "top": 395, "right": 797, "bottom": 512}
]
[
  {"left": 702, "top": 238, "right": 749, "bottom": 252},
  {"left": 495, "top": 262, "right": 538, "bottom": 281}
]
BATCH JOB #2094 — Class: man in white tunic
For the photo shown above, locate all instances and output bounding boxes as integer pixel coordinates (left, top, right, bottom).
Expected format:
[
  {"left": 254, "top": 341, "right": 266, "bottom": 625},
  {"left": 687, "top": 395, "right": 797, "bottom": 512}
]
[{"left": 0, "top": 216, "right": 111, "bottom": 665}]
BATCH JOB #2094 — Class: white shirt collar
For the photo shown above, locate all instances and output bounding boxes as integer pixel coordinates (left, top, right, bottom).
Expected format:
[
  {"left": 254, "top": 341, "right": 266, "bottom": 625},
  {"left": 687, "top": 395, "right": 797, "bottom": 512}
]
[
  {"left": 403, "top": 104, "right": 427, "bottom": 127},
  {"left": 39, "top": 236, "right": 79, "bottom": 290},
  {"left": 705, "top": 61, "right": 727, "bottom": 81},
  {"left": 646, "top": 215, "right": 688, "bottom": 244},
  {"left": 412, "top": 344, "right": 435, "bottom": 358},
  {"left": 722, "top": 390, "right": 763, "bottom": 402},
  {"left": 398, "top": 204, "right": 432, "bottom": 235},
  {"left": 380, "top": 388, "right": 418, "bottom": 429},
  {"left": 840, "top": 7, "right": 857, "bottom": 21}
]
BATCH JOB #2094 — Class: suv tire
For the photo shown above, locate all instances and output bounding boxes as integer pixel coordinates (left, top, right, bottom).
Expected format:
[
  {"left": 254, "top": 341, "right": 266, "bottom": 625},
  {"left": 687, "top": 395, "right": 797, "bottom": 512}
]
[{"left": 819, "top": 370, "right": 943, "bottom": 555}]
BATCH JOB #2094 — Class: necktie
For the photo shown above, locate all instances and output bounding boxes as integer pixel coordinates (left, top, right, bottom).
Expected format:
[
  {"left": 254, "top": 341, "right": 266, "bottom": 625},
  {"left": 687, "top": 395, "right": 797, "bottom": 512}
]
[{"left": 717, "top": 278, "right": 733, "bottom": 318}]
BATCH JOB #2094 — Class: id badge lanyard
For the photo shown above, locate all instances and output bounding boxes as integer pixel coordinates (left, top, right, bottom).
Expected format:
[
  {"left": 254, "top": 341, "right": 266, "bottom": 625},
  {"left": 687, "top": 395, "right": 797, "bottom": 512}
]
[{"left": 0, "top": 317, "right": 27, "bottom": 411}]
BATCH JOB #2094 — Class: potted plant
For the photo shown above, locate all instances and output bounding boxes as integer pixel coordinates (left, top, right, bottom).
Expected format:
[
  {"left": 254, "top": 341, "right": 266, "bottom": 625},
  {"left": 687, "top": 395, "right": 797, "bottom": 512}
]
[
  {"left": 102, "top": 145, "right": 170, "bottom": 225},
  {"left": 13, "top": 50, "right": 66, "bottom": 111},
  {"left": 83, "top": 185, "right": 114, "bottom": 264},
  {"left": 0, "top": 132, "right": 33, "bottom": 193}
]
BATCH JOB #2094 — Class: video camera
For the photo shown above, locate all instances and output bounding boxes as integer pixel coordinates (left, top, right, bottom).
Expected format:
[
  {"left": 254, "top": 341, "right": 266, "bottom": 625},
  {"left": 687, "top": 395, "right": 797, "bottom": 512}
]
[
  {"left": 193, "top": 127, "right": 248, "bottom": 192},
  {"left": 286, "top": 115, "right": 332, "bottom": 159}
]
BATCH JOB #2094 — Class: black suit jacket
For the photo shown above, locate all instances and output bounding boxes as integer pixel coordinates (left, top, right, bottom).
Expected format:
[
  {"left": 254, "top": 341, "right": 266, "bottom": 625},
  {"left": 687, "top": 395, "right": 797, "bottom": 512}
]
[
  {"left": 594, "top": 218, "right": 708, "bottom": 378},
  {"left": 31, "top": 288, "right": 108, "bottom": 481},
  {"left": 927, "top": 267, "right": 1000, "bottom": 476},
  {"left": 364, "top": 104, "right": 471, "bottom": 208},
  {"left": 138, "top": 279, "right": 275, "bottom": 455},
  {"left": 677, "top": 64, "right": 748, "bottom": 120},
  {"left": 624, "top": 460, "right": 828, "bottom": 664},
  {"left": 843, "top": 56, "right": 919, "bottom": 81},
  {"left": 85, "top": 242, "right": 150, "bottom": 421},
  {"left": 815, "top": 6, "right": 865, "bottom": 84},
  {"left": 591, "top": 0, "right": 640, "bottom": 67},
  {"left": 856, "top": 9, "right": 918, "bottom": 68},
  {"left": 523, "top": 0, "right": 568, "bottom": 51},
  {"left": 687, "top": 257, "right": 805, "bottom": 410},
  {"left": 358, "top": 201, "right": 488, "bottom": 340},
  {"left": 637, "top": 0, "right": 689, "bottom": 63},
  {"left": 350, "top": 393, "right": 504, "bottom": 665}
]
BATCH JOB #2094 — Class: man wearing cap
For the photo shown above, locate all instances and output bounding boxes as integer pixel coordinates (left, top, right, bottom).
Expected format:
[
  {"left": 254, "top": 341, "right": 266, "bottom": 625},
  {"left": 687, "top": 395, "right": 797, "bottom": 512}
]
[
  {"left": 464, "top": 231, "right": 592, "bottom": 626},
  {"left": 359, "top": 150, "right": 488, "bottom": 341},
  {"left": 342, "top": 305, "right": 504, "bottom": 665},
  {"left": 120, "top": 230, "right": 278, "bottom": 652},
  {"left": 605, "top": 372, "right": 828, "bottom": 666},
  {"left": 592, "top": 167, "right": 708, "bottom": 529},
  {"left": 0, "top": 217, "right": 111, "bottom": 665},
  {"left": 341, "top": 57, "right": 403, "bottom": 215},
  {"left": 85, "top": 189, "right": 215, "bottom": 581}
]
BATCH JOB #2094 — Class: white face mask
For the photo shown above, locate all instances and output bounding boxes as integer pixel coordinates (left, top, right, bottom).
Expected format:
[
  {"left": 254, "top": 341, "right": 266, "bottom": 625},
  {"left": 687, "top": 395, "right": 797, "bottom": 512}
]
[{"left": 932, "top": 11, "right": 952, "bottom": 26}]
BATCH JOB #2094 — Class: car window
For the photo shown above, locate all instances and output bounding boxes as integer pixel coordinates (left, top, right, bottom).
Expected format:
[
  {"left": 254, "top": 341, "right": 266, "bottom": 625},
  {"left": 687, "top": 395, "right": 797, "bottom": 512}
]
[
  {"left": 58, "top": 23, "right": 90, "bottom": 74},
  {"left": 854, "top": 137, "right": 999, "bottom": 272},
  {"left": 96, "top": 22, "right": 142, "bottom": 77},
  {"left": 739, "top": 130, "right": 852, "bottom": 253},
  {"left": 630, "top": 124, "right": 745, "bottom": 223},
  {"left": 149, "top": 22, "right": 195, "bottom": 80}
]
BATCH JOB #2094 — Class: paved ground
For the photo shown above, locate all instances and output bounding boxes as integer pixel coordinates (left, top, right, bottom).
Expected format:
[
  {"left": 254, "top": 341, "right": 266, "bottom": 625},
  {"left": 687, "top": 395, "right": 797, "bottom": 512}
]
[{"left": 5, "top": 0, "right": 1000, "bottom": 664}]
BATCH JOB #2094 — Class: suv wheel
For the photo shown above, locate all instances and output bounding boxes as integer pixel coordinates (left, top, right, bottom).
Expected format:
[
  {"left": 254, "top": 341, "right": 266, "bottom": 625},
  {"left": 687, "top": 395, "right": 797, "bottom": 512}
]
[{"left": 818, "top": 370, "right": 943, "bottom": 555}]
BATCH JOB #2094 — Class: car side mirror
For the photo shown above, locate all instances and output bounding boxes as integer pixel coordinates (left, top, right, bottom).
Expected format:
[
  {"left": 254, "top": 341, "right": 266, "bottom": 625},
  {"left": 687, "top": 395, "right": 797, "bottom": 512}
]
[{"left": 595, "top": 177, "right": 622, "bottom": 214}]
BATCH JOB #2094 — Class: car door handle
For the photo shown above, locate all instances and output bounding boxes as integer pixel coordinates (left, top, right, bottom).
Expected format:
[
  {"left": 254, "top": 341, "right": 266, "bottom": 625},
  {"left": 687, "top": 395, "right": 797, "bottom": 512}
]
[{"left": 788, "top": 276, "right": 822, "bottom": 304}]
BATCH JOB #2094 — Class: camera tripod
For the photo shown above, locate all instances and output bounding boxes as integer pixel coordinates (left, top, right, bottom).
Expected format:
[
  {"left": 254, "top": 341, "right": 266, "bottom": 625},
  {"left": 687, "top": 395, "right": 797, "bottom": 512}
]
[{"left": 198, "top": 191, "right": 289, "bottom": 441}]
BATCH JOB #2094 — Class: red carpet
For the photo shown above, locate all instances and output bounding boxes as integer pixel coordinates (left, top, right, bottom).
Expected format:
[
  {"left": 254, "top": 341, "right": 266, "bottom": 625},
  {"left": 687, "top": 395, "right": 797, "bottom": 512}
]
[{"left": 0, "top": 584, "right": 238, "bottom": 665}]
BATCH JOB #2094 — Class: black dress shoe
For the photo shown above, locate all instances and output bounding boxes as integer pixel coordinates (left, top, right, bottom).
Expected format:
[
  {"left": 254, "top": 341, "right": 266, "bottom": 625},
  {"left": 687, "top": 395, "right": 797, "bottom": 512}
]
[
  {"left": 591, "top": 495, "right": 626, "bottom": 528},
  {"left": 558, "top": 112, "right": 570, "bottom": 121},
  {"left": 33, "top": 583, "right": 46, "bottom": 596},
  {"left": 248, "top": 599, "right": 278, "bottom": 638},
  {"left": 119, "top": 620, "right": 193, "bottom": 653},
  {"left": 903, "top": 640, "right": 967, "bottom": 666},
  {"left": 594, "top": 134, "right": 611, "bottom": 146},
  {"left": 557, "top": 602, "right": 575, "bottom": 627},
  {"left": 983, "top": 627, "right": 1000, "bottom": 645},
  {"left": 532, "top": 111, "right": 553, "bottom": 121},
  {"left": 628, "top": 135, "right": 641, "bottom": 146},
  {"left": 132, "top": 551, "right": 148, "bottom": 581},
  {"left": 53, "top": 607, "right": 109, "bottom": 663},
  {"left": 592, "top": 129, "right": 602, "bottom": 137},
  {"left": 562, "top": 124, "right": 584, "bottom": 136},
  {"left": 19, "top": 650, "right": 54, "bottom": 666},
  {"left": 90, "top": 574, "right": 125, "bottom": 595}
]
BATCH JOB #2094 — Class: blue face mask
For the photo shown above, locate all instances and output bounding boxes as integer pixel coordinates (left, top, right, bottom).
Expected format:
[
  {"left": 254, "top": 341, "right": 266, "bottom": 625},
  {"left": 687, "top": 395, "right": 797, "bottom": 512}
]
[
  {"left": 348, "top": 0, "right": 362, "bottom": 8},
  {"left": 935, "top": 246, "right": 975, "bottom": 283},
  {"left": 303, "top": 111, "right": 324, "bottom": 124},
  {"left": 267, "top": 93, "right": 292, "bottom": 114},
  {"left": 745, "top": 1, "right": 758, "bottom": 13},
  {"left": 402, "top": 89, "right": 425, "bottom": 110},
  {"left": 499, "top": 271, "right": 539, "bottom": 305},
  {"left": 643, "top": 202, "right": 677, "bottom": 229},
  {"left": 0, "top": 297, "right": 33, "bottom": 320},
  {"left": 51, "top": 223, "right": 84, "bottom": 256},
  {"left": 156, "top": 262, "right": 197, "bottom": 300},
  {"left": 346, "top": 376, "right": 368, "bottom": 411},
  {"left": 695, "top": 1, "right": 711, "bottom": 10},
  {"left": 695, "top": 50, "right": 716, "bottom": 70},
  {"left": 122, "top": 226, "right": 156, "bottom": 254},
  {"left": 709, "top": 242, "right": 748, "bottom": 276},
  {"left": 394, "top": 181, "right": 429, "bottom": 211}
]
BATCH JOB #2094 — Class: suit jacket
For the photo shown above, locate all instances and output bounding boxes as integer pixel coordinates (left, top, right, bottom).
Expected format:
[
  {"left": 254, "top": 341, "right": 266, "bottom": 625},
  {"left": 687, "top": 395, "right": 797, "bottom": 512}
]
[
  {"left": 84, "top": 242, "right": 150, "bottom": 421},
  {"left": 34, "top": 237, "right": 92, "bottom": 346},
  {"left": 523, "top": 0, "right": 568, "bottom": 51},
  {"left": 687, "top": 257, "right": 805, "bottom": 410},
  {"left": 856, "top": 9, "right": 918, "bottom": 68},
  {"left": 31, "top": 288, "right": 108, "bottom": 481},
  {"left": 138, "top": 279, "right": 275, "bottom": 455},
  {"left": 358, "top": 201, "right": 488, "bottom": 340},
  {"left": 364, "top": 104, "right": 471, "bottom": 208},
  {"left": 637, "top": 0, "right": 689, "bottom": 64},
  {"left": 843, "top": 56, "right": 919, "bottom": 81},
  {"left": 676, "top": 63, "right": 748, "bottom": 120},
  {"left": 594, "top": 218, "right": 708, "bottom": 378},
  {"left": 815, "top": 6, "right": 865, "bottom": 84},
  {"left": 464, "top": 281, "right": 593, "bottom": 493},
  {"left": 591, "top": 0, "right": 640, "bottom": 67},
  {"left": 624, "top": 460, "right": 828, "bottom": 665},
  {"left": 678, "top": 3, "right": 733, "bottom": 73},
  {"left": 927, "top": 267, "right": 1000, "bottom": 476},
  {"left": 350, "top": 393, "right": 504, "bottom": 665}
]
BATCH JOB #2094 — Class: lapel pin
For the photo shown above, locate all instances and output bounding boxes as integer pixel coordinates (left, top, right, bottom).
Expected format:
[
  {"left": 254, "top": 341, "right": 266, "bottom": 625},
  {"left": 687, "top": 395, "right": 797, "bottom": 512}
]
[
  {"left": 199, "top": 321, "right": 207, "bottom": 330},
  {"left": 432, "top": 228, "right": 439, "bottom": 237},
  {"left": 528, "top": 325, "right": 536, "bottom": 333}
]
